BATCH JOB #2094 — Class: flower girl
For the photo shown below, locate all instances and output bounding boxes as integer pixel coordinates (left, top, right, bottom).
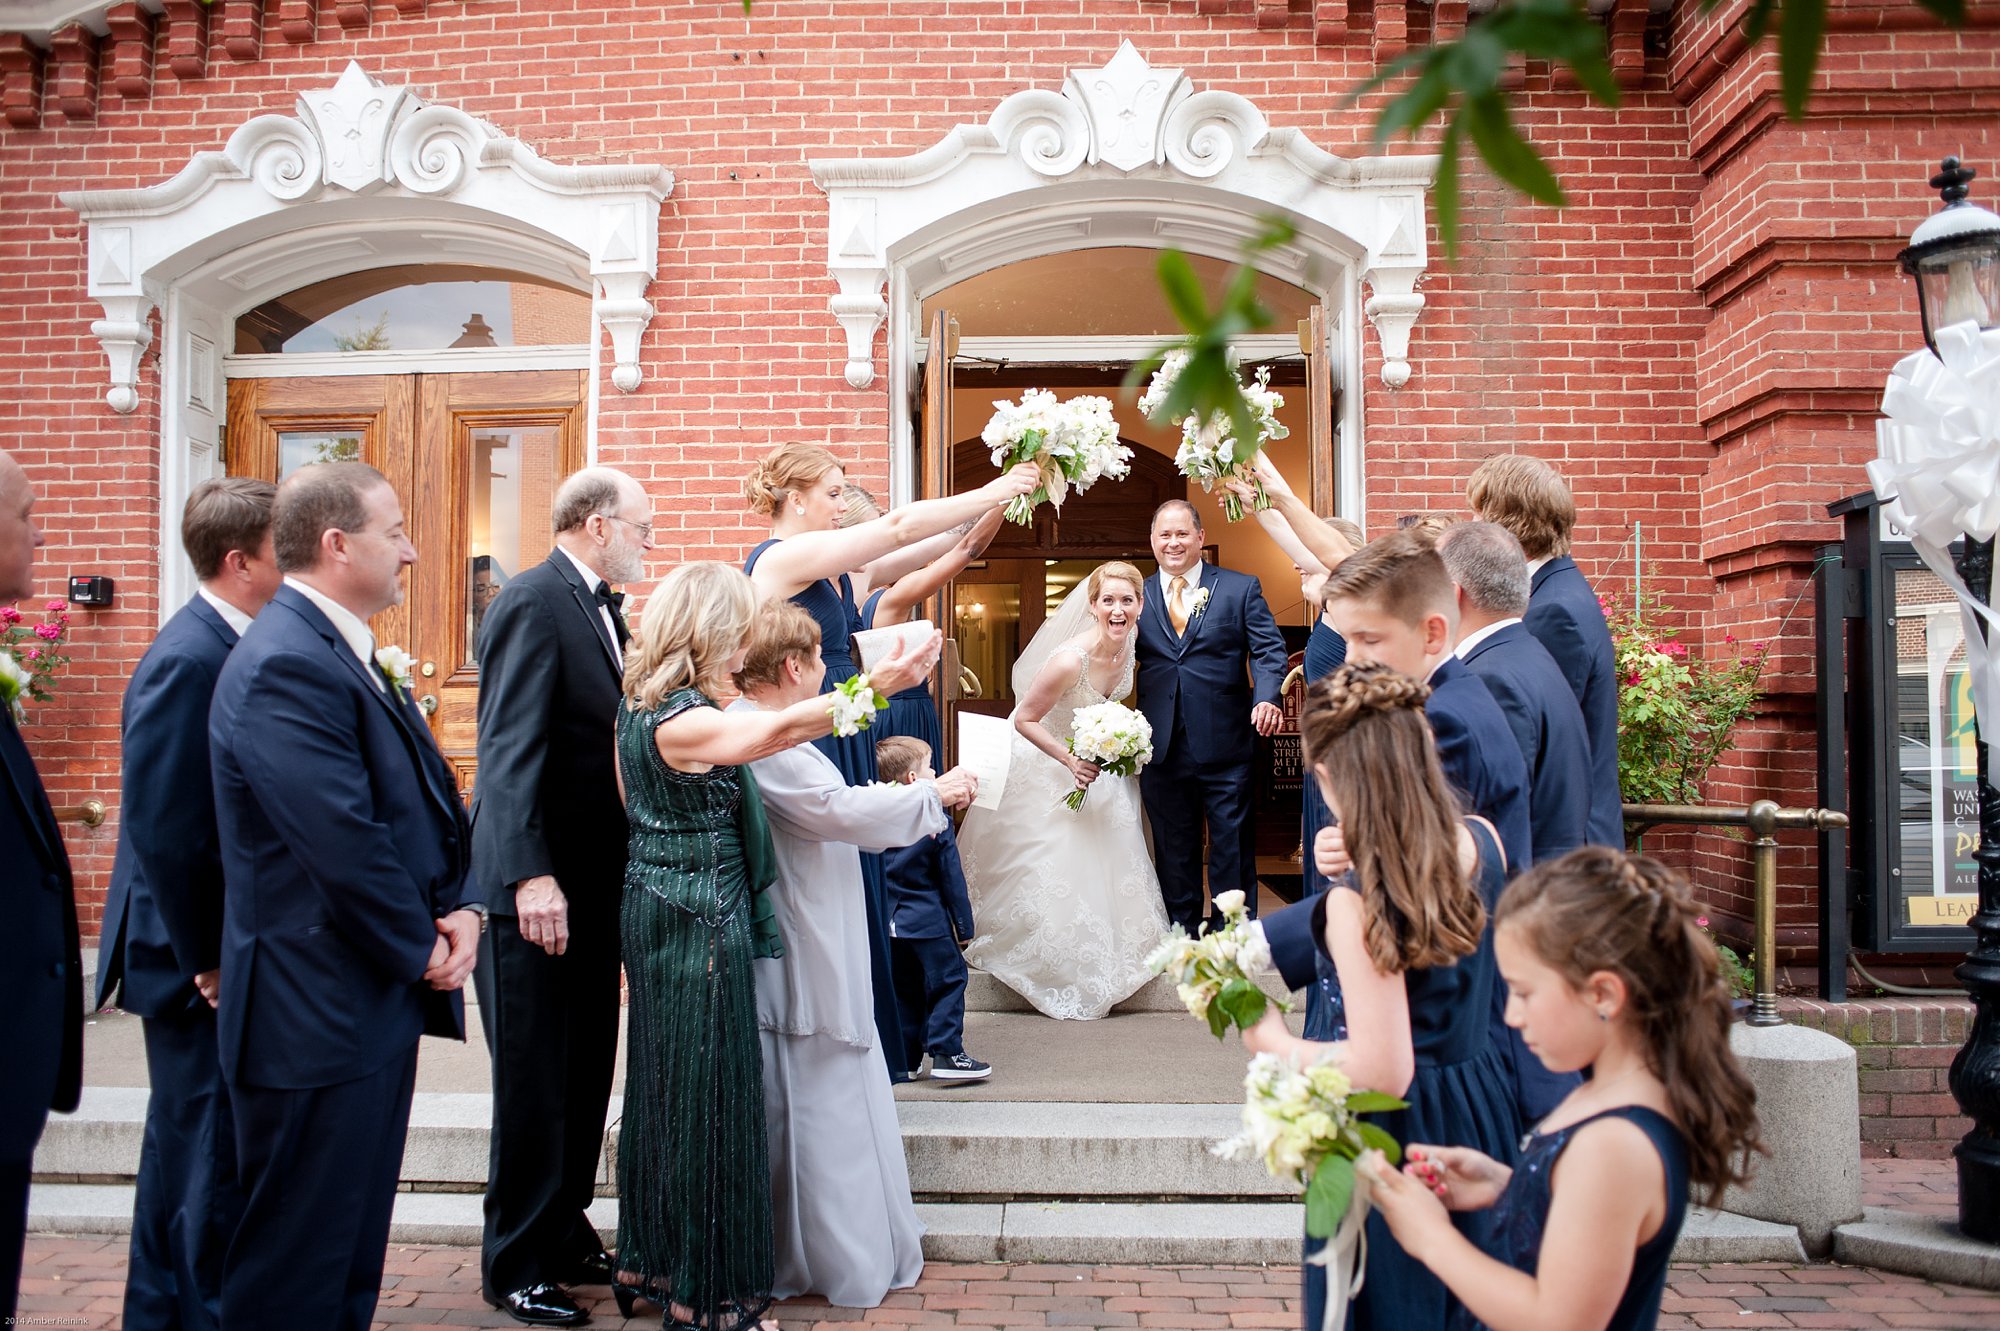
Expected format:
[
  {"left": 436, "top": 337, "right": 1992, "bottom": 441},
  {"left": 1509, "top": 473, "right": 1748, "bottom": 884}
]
[{"left": 1365, "top": 847, "right": 1764, "bottom": 1331}]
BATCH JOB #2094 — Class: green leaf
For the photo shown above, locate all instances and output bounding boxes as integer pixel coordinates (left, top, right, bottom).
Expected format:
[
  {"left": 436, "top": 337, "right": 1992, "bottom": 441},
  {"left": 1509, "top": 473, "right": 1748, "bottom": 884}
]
[
  {"left": 1355, "top": 1121, "right": 1403, "bottom": 1166},
  {"left": 1778, "top": 0, "right": 1828, "bottom": 121},
  {"left": 1205, "top": 996, "right": 1231, "bottom": 1042},
  {"left": 1216, "top": 977, "right": 1269, "bottom": 1029},
  {"left": 1305, "top": 1155, "right": 1355, "bottom": 1240},
  {"left": 1156, "top": 251, "right": 1213, "bottom": 333},
  {"left": 1463, "top": 91, "right": 1566, "bottom": 207},
  {"left": 1344, "top": 1090, "right": 1410, "bottom": 1114},
  {"left": 1434, "top": 118, "right": 1464, "bottom": 260},
  {"left": 1741, "top": 0, "right": 1780, "bottom": 43}
]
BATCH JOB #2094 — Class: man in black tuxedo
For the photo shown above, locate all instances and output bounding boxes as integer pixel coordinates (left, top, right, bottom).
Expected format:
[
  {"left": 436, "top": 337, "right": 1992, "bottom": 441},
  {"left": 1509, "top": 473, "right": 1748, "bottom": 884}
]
[
  {"left": 0, "top": 450, "right": 80, "bottom": 1320},
  {"left": 97, "top": 477, "right": 279, "bottom": 1331},
  {"left": 1436, "top": 521, "right": 1594, "bottom": 864},
  {"left": 1468, "top": 455, "right": 1623, "bottom": 847},
  {"left": 209, "top": 463, "right": 482, "bottom": 1331},
  {"left": 471, "top": 468, "right": 653, "bottom": 1325},
  {"left": 1135, "top": 500, "right": 1289, "bottom": 932}
]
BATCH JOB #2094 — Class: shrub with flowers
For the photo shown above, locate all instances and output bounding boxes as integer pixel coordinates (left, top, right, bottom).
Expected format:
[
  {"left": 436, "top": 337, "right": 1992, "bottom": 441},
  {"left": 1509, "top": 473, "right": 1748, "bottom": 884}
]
[
  {"left": 1604, "top": 591, "right": 1766, "bottom": 806},
  {"left": 0, "top": 601, "right": 74, "bottom": 723},
  {"left": 1697, "top": 914, "right": 1754, "bottom": 999}
]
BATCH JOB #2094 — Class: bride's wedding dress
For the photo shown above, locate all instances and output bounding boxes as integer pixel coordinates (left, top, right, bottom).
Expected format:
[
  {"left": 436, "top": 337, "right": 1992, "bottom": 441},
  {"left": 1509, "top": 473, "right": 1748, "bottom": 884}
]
[{"left": 957, "top": 647, "right": 1169, "bottom": 1020}]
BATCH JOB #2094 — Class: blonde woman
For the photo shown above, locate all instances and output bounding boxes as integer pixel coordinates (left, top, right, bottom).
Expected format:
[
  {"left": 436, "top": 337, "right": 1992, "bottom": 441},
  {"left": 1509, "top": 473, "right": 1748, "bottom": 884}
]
[
  {"left": 610, "top": 562, "right": 935, "bottom": 1331},
  {"left": 956, "top": 562, "right": 1169, "bottom": 1020},
  {"left": 742, "top": 445, "right": 1033, "bottom": 1071}
]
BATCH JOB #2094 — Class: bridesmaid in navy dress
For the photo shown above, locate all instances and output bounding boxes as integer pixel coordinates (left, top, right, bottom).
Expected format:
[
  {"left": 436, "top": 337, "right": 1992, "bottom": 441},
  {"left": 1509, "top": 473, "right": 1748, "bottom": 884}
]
[
  {"left": 1240, "top": 662, "right": 1518, "bottom": 1331},
  {"left": 742, "top": 446, "right": 1036, "bottom": 1076},
  {"left": 1365, "top": 847, "right": 1762, "bottom": 1331}
]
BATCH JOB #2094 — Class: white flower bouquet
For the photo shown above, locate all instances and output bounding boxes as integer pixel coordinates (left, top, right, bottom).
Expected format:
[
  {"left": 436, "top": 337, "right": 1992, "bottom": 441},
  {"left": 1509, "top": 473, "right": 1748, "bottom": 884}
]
[
  {"left": 0, "top": 650, "right": 29, "bottom": 724},
  {"left": 982, "top": 389, "right": 1135, "bottom": 525},
  {"left": 1063, "top": 699, "right": 1152, "bottom": 810},
  {"left": 1143, "top": 888, "right": 1288, "bottom": 1038},
  {"left": 828, "top": 673, "right": 888, "bottom": 737},
  {"left": 1215, "top": 1053, "right": 1406, "bottom": 1236},
  {"left": 1140, "top": 351, "right": 1289, "bottom": 523}
]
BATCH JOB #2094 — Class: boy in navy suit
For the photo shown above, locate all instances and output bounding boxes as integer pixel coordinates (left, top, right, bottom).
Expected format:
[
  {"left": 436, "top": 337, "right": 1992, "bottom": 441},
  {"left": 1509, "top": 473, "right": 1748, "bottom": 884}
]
[{"left": 877, "top": 736, "right": 989, "bottom": 1083}]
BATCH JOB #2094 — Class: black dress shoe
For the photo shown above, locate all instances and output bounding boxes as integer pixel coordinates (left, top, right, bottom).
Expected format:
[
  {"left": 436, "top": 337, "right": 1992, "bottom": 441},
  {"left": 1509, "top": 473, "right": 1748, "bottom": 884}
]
[
  {"left": 488, "top": 1282, "right": 589, "bottom": 1327},
  {"left": 559, "top": 1250, "right": 615, "bottom": 1286}
]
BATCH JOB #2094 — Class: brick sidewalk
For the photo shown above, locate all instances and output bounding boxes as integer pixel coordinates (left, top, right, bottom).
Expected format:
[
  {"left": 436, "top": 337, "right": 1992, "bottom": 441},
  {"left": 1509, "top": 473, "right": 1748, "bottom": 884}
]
[{"left": 16, "top": 1239, "right": 2000, "bottom": 1330}]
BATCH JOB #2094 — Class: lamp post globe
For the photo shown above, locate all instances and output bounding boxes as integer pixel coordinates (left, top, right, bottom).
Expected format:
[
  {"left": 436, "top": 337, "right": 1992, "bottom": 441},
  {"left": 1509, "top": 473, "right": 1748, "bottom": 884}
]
[{"left": 1903, "top": 157, "right": 2000, "bottom": 1243}]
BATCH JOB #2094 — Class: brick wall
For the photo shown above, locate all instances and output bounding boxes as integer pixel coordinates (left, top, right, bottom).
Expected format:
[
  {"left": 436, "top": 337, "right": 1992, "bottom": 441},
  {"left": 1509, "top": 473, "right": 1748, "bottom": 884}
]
[
  {"left": 1779, "top": 997, "right": 1976, "bottom": 1159},
  {"left": 0, "top": 0, "right": 1992, "bottom": 951}
]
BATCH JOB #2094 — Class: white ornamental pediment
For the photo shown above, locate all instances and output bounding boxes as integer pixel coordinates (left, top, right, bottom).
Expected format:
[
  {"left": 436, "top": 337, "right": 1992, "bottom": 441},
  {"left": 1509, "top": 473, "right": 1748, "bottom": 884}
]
[{"left": 810, "top": 42, "right": 1436, "bottom": 389}]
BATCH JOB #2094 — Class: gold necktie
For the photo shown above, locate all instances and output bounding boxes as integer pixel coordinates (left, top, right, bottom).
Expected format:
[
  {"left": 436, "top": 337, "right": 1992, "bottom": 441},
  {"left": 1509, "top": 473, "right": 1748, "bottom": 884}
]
[{"left": 1168, "top": 575, "right": 1189, "bottom": 634}]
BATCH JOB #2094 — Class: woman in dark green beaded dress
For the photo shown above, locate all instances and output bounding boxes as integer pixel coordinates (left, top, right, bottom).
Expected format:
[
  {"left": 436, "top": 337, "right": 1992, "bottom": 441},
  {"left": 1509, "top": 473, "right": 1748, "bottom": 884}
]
[{"left": 611, "top": 562, "right": 938, "bottom": 1331}]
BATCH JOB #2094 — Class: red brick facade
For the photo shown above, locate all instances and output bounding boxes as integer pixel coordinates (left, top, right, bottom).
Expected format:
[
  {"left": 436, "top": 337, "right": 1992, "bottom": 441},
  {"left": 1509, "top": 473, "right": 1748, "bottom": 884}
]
[{"left": 0, "top": 0, "right": 1991, "bottom": 970}]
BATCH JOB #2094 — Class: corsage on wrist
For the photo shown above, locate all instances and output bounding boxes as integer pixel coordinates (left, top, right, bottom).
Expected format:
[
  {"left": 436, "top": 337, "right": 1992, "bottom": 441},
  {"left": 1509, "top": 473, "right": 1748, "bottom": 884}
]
[{"left": 828, "top": 672, "right": 889, "bottom": 738}]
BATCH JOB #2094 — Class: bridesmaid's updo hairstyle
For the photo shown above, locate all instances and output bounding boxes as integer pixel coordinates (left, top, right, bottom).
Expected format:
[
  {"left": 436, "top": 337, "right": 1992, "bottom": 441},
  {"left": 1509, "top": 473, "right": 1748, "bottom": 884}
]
[
  {"left": 623, "top": 561, "right": 758, "bottom": 709},
  {"left": 743, "top": 443, "right": 844, "bottom": 517},
  {"left": 1085, "top": 560, "right": 1147, "bottom": 604},
  {"left": 1498, "top": 849, "right": 1764, "bottom": 1204},
  {"left": 731, "top": 601, "right": 822, "bottom": 694},
  {"left": 1300, "top": 661, "right": 1484, "bottom": 974}
]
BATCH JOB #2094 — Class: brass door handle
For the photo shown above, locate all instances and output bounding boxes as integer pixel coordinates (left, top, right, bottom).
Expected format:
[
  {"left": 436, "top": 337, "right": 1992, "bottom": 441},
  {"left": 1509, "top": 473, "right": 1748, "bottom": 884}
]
[
  {"left": 958, "top": 666, "right": 982, "bottom": 700},
  {"left": 418, "top": 693, "right": 439, "bottom": 716},
  {"left": 56, "top": 799, "right": 106, "bottom": 827}
]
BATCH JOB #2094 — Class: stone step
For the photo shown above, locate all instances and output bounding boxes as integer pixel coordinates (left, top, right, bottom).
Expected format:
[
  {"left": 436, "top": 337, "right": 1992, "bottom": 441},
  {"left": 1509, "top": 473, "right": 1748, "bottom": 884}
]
[
  {"left": 964, "top": 969, "right": 1294, "bottom": 1015},
  {"left": 27, "top": 1183, "right": 1804, "bottom": 1267},
  {"left": 33, "top": 1091, "right": 1284, "bottom": 1199}
]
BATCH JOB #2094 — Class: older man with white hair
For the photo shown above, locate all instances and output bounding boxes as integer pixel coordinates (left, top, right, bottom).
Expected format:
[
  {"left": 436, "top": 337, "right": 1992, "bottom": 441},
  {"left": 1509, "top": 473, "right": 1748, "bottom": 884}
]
[{"left": 470, "top": 466, "right": 655, "bottom": 1326}]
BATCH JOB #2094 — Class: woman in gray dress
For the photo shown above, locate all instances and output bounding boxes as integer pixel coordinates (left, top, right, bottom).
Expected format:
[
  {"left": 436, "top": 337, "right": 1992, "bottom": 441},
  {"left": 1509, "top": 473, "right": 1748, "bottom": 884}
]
[{"left": 728, "top": 600, "right": 979, "bottom": 1307}]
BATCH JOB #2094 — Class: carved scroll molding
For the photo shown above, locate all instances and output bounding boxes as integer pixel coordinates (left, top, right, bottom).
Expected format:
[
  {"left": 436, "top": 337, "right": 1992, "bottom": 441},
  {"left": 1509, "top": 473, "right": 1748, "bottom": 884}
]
[
  {"left": 61, "top": 61, "right": 674, "bottom": 410},
  {"left": 810, "top": 40, "right": 1435, "bottom": 389}
]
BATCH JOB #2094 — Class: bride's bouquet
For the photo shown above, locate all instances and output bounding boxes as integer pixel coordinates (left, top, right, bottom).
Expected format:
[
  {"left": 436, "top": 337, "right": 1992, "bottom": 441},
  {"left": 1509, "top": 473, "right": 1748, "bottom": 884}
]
[
  {"left": 1139, "top": 351, "right": 1289, "bottom": 523},
  {"left": 1063, "top": 700, "right": 1153, "bottom": 811},
  {"left": 1216, "top": 1054, "right": 1407, "bottom": 1330},
  {"left": 982, "top": 390, "right": 1134, "bottom": 525},
  {"left": 1144, "top": 888, "right": 1290, "bottom": 1039}
]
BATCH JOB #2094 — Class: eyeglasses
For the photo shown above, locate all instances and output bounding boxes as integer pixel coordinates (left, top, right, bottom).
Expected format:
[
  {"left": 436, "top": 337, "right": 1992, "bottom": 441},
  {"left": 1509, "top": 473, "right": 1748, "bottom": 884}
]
[{"left": 604, "top": 515, "right": 654, "bottom": 541}]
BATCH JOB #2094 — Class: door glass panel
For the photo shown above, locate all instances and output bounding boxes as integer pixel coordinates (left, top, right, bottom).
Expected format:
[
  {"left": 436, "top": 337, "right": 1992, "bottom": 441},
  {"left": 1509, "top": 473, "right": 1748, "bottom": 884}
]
[
  {"left": 235, "top": 265, "right": 591, "bottom": 354},
  {"left": 955, "top": 583, "right": 1022, "bottom": 705},
  {"left": 467, "top": 424, "right": 561, "bottom": 663},
  {"left": 277, "top": 430, "right": 363, "bottom": 476}
]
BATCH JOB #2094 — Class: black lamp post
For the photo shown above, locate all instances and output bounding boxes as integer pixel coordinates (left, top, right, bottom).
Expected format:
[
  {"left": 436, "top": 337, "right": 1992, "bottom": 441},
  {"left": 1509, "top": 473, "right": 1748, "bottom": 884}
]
[{"left": 1899, "top": 156, "right": 2000, "bottom": 1242}]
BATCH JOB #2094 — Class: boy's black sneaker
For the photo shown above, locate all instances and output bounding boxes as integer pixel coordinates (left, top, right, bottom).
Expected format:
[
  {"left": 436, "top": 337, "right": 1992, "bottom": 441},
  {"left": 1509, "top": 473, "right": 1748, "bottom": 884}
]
[{"left": 929, "top": 1052, "right": 992, "bottom": 1082}]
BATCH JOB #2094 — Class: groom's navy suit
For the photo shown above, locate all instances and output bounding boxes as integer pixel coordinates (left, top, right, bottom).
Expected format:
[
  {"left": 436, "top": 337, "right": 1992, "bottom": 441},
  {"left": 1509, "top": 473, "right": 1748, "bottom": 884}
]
[
  {"left": 0, "top": 707, "right": 81, "bottom": 1320},
  {"left": 209, "top": 584, "right": 475, "bottom": 1331},
  {"left": 96, "top": 595, "right": 246, "bottom": 1331},
  {"left": 1136, "top": 563, "right": 1288, "bottom": 930}
]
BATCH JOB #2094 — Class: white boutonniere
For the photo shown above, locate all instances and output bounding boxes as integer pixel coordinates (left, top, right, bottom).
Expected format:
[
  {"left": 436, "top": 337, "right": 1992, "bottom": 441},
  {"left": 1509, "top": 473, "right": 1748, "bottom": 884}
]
[
  {"left": 1188, "top": 586, "right": 1211, "bottom": 620},
  {"left": 0, "top": 650, "right": 27, "bottom": 723},
  {"left": 375, "top": 644, "right": 416, "bottom": 700}
]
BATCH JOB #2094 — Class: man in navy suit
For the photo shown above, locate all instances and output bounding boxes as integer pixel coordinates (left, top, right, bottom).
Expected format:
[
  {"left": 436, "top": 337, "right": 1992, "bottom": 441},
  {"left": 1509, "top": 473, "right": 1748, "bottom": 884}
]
[
  {"left": 97, "top": 477, "right": 279, "bottom": 1331},
  {"left": 1469, "top": 456, "right": 1623, "bottom": 847},
  {"left": 471, "top": 468, "right": 652, "bottom": 1326},
  {"left": 1436, "top": 521, "right": 1593, "bottom": 865},
  {"left": 1135, "top": 500, "right": 1289, "bottom": 932},
  {"left": 209, "top": 463, "right": 482, "bottom": 1331},
  {"left": 0, "top": 450, "right": 81, "bottom": 1320}
]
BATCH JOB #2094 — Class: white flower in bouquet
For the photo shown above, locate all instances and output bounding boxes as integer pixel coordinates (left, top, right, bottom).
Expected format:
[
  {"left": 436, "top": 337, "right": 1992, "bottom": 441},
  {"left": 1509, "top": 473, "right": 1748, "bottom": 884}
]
[
  {"left": 828, "top": 672, "right": 888, "bottom": 737},
  {"left": 1213, "top": 1052, "right": 1407, "bottom": 1240},
  {"left": 1145, "top": 352, "right": 1290, "bottom": 523},
  {"left": 0, "top": 650, "right": 27, "bottom": 723},
  {"left": 983, "top": 390, "right": 1134, "bottom": 524},
  {"left": 1062, "top": 700, "right": 1153, "bottom": 810},
  {"left": 1145, "top": 888, "right": 1290, "bottom": 1037}
]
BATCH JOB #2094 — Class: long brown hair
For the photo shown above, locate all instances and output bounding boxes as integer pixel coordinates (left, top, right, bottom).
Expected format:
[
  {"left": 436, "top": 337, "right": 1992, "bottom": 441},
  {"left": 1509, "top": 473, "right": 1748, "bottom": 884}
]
[
  {"left": 1301, "top": 662, "right": 1484, "bottom": 973},
  {"left": 1498, "top": 848, "right": 1765, "bottom": 1204}
]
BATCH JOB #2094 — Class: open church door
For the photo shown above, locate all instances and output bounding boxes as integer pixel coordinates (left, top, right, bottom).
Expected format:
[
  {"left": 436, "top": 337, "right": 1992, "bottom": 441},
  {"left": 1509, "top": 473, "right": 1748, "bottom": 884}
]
[
  {"left": 1301, "top": 304, "right": 1336, "bottom": 515},
  {"left": 918, "top": 309, "right": 962, "bottom": 766}
]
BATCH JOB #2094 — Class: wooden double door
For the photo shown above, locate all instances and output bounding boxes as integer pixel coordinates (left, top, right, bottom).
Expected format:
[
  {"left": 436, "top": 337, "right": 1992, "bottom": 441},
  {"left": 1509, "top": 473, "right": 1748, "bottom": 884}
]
[{"left": 226, "top": 369, "right": 588, "bottom": 790}]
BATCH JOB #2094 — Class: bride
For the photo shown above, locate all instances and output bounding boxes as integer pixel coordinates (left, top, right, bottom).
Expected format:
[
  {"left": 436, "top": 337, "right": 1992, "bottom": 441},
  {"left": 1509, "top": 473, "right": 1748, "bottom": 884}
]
[{"left": 958, "top": 561, "right": 1169, "bottom": 1020}]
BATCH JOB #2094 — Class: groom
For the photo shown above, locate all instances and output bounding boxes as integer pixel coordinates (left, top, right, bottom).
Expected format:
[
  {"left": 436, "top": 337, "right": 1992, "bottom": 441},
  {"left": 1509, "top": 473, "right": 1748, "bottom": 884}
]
[{"left": 1136, "top": 499, "right": 1288, "bottom": 932}]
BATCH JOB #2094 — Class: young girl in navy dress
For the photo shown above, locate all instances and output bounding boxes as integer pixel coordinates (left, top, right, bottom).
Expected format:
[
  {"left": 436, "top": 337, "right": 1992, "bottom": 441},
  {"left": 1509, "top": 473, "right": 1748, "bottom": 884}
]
[
  {"left": 1365, "top": 848, "right": 1764, "bottom": 1331},
  {"left": 1240, "top": 662, "right": 1519, "bottom": 1331}
]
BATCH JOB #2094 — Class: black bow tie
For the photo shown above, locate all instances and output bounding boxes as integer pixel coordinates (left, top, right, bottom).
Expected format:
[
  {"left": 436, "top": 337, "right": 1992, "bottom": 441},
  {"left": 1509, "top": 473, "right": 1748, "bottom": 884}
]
[{"left": 594, "top": 582, "right": 625, "bottom": 613}]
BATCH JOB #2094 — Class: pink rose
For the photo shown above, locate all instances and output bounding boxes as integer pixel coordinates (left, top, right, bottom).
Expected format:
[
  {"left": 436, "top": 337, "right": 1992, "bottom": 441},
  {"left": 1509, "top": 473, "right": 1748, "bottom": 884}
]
[
  {"left": 1662, "top": 640, "right": 1688, "bottom": 659},
  {"left": 1724, "top": 633, "right": 1737, "bottom": 644},
  {"left": 34, "top": 623, "right": 60, "bottom": 642},
  {"left": 25, "top": 647, "right": 41, "bottom": 661},
  {"left": 1623, "top": 669, "right": 1642, "bottom": 687},
  {"left": 1697, "top": 916, "right": 1710, "bottom": 929},
  {"left": 0, "top": 607, "right": 18, "bottom": 625},
  {"left": 1751, "top": 640, "right": 1768, "bottom": 652},
  {"left": 45, "top": 600, "right": 64, "bottom": 614}
]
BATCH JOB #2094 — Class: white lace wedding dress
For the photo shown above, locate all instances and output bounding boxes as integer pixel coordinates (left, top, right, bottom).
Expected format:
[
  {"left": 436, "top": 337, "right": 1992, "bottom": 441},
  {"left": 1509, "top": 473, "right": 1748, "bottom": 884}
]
[{"left": 957, "top": 648, "right": 1169, "bottom": 1020}]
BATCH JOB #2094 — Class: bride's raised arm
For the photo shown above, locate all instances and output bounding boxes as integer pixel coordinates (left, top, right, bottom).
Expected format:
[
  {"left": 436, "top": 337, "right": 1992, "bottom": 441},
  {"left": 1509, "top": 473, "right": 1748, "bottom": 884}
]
[
  {"left": 746, "top": 452, "right": 1038, "bottom": 603},
  {"left": 1012, "top": 646, "right": 1098, "bottom": 792}
]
